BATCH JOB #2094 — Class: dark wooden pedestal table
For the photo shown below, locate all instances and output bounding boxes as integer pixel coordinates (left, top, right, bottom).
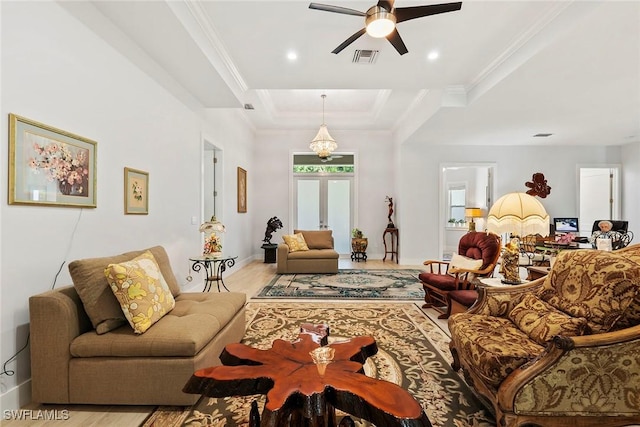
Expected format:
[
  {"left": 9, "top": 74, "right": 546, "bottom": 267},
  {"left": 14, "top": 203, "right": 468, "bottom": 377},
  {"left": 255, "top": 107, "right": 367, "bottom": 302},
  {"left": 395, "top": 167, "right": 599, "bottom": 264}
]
[{"left": 183, "top": 331, "right": 431, "bottom": 427}]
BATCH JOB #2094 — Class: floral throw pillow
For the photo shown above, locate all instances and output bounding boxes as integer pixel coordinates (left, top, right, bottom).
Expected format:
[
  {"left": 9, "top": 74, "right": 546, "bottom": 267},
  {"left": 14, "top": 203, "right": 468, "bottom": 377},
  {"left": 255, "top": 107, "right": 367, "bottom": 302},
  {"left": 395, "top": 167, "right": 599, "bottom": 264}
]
[
  {"left": 509, "top": 293, "right": 588, "bottom": 345},
  {"left": 282, "top": 233, "right": 309, "bottom": 253},
  {"left": 104, "top": 251, "right": 175, "bottom": 334}
]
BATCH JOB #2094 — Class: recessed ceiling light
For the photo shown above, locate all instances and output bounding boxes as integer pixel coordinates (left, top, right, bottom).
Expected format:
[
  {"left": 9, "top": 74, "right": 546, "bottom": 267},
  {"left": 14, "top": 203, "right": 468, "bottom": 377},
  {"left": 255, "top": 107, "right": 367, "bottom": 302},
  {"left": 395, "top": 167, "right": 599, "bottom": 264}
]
[
  {"left": 287, "top": 51, "right": 298, "bottom": 61},
  {"left": 427, "top": 51, "right": 439, "bottom": 61}
]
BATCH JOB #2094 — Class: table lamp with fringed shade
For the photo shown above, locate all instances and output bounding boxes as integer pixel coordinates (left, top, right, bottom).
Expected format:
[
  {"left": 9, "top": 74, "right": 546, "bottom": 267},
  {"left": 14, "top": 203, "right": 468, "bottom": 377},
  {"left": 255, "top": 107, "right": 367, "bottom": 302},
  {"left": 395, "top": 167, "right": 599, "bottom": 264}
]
[{"left": 486, "top": 192, "right": 549, "bottom": 284}]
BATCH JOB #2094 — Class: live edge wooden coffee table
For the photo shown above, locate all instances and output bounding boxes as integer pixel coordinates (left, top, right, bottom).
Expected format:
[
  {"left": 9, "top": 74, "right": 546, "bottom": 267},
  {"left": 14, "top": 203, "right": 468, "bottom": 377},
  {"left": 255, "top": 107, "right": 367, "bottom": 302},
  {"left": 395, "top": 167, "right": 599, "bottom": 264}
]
[{"left": 183, "top": 326, "right": 431, "bottom": 427}]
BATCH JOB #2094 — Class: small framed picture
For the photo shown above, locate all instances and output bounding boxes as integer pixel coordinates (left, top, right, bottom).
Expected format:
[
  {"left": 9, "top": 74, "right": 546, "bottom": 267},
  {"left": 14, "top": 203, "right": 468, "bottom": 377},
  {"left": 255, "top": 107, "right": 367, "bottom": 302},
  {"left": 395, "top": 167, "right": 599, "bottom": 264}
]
[
  {"left": 8, "top": 113, "right": 97, "bottom": 208},
  {"left": 124, "top": 167, "right": 148, "bottom": 215},
  {"left": 237, "top": 167, "right": 247, "bottom": 213}
]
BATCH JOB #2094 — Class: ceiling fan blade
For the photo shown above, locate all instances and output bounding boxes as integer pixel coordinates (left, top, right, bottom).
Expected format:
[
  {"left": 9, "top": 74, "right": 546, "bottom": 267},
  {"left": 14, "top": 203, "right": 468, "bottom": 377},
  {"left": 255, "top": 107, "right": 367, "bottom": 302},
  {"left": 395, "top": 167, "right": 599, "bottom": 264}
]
[
  {"left": 376, "top": 0, "right": 395, "bottom": 12},
  {"left": 332, "top": 28, "right": 367, "bottom": 54},
  {"left": 387, "top": 28, "right": 408, "bottom": 55},
  {"left": 309, "top": 3, "right": 366, "bottom": 17},
  {"left": 394, "top": 2, "right": 462, "bottom": 23}
]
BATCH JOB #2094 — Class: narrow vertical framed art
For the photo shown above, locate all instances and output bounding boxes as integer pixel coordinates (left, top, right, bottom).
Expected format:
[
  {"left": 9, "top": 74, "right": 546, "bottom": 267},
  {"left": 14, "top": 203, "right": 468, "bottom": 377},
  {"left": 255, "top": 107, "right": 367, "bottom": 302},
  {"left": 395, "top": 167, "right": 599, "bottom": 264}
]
[
  {"left": 237, "top": 167, "right": 247, "bottom": 213},
  {"left": 124, "top": 167, "right": 148, "bottom": 215},
  {"left": 8, "top": 113, "right": 97, "bottom": 208}
]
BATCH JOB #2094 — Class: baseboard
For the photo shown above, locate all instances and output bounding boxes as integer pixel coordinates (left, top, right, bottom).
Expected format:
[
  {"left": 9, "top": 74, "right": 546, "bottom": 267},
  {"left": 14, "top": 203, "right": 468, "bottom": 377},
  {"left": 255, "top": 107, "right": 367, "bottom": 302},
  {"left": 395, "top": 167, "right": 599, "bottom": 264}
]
[{"left": 0, "top": 379, "right": 31, "bottom": 412}]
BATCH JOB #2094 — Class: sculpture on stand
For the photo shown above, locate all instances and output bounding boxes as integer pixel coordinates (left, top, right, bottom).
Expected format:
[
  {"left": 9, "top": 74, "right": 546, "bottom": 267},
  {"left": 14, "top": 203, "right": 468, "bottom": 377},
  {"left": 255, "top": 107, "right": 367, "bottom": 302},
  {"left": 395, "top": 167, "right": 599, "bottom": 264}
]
[
  {"left": 385, "top": 196, "right": 395, "bottom": 229},
  {"left": 261, "top": 216, "right": 283, "bottom": 264},
  {"left": 262, "top": 216, "right": 283, "bottom": 244}
]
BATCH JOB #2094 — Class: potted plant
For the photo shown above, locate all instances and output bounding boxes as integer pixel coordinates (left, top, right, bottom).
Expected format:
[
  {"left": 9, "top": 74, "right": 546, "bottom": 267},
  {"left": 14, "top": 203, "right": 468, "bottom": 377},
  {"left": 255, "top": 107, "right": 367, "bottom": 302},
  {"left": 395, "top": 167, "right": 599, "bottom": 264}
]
[
  {"left": 448, "top": 218, "right": 456, "bottom": 227},
  {"left": 351, "top": 228, "right": 368, "bottom": 252}
]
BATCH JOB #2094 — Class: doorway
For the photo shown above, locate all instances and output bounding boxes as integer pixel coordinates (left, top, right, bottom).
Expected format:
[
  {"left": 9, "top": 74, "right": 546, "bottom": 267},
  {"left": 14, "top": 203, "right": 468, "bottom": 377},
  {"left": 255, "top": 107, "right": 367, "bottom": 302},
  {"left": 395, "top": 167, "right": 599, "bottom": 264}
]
[
  {"left": 292, "top": 154, "right": 355, "bottom": 255},
  {"left": 203, "top": 140, "right": 222, "bottom": 222},
  {"left": 578, "top": 166, "right": 621, "bottom": 235},
  {"left": 440, "top": 163, "right": 496, "bottom": 259}
]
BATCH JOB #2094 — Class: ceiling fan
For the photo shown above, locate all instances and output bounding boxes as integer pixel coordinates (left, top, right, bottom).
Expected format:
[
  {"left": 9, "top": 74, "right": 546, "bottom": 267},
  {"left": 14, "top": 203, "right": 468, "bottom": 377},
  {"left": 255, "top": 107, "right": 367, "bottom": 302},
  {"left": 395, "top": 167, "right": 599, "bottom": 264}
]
[{"left": 309, "top": 1, "right": 462, "bottom": 55}]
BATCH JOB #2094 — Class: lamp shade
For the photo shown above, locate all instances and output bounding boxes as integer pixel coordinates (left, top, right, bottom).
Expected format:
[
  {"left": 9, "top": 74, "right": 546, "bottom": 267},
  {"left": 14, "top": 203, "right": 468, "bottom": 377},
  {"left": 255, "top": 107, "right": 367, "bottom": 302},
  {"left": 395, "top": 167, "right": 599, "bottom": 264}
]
[
  {"left": 465, "top": 207, "right": 483, "bottom": 218},
  {"left": 486, "top": 192, "right": 549, "bottom": 237},
  {"left": 199, "top": 216, "right": 226, "bottom": 234}
]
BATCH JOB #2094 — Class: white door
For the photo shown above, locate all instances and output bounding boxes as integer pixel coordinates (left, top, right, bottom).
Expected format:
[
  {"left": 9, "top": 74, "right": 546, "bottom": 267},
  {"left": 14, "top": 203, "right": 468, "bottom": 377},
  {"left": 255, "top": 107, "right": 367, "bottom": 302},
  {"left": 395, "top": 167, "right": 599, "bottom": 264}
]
[
  {"left": 579, "top": 167, "right": 620, "bottom": 234},
  {"left": 294, "top": 176, "right": 353, "bottom": 254}
]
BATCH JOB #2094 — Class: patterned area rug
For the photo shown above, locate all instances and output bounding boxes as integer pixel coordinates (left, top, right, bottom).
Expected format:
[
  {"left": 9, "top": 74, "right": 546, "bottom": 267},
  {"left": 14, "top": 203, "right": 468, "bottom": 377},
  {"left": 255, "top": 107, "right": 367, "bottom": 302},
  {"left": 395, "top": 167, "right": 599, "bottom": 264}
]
[
  {"left": 142, "top": 302, "right": 494, "bottom": 427},
  {"left": 254, "top": 269, "right": 424, "bottom": 300}
]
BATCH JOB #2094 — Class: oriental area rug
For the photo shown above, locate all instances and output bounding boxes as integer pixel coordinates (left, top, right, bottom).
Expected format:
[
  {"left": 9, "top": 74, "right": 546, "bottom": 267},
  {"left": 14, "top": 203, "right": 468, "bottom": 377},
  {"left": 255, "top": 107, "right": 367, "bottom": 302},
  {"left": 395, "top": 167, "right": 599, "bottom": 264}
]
[
  {"left": 142, "top": 302, "right": 494, "bottom": 427},
  {"left": 254, "top": 269, "right": 424, "bottom": 300}
]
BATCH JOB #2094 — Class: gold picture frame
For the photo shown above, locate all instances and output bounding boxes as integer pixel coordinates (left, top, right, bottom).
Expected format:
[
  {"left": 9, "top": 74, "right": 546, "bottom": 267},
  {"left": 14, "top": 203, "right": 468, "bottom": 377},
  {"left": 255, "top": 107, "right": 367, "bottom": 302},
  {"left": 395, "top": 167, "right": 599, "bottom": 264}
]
[
  {"left": 237, "top": 167, "right": 247, "bottom": 213},
  {"left": 124, "top": 167, "right": 148, "bottom": 215},
  {"left": 8, "top": 113, "right": 97, "bottom": 207}
]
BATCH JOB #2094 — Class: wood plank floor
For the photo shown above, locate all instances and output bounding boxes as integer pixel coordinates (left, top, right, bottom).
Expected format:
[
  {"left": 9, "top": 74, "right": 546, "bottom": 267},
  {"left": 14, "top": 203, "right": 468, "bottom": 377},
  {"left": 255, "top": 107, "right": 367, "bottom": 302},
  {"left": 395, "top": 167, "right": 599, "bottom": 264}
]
[{"left": 4, "top": 258, "right": 436, "bottom": 427}]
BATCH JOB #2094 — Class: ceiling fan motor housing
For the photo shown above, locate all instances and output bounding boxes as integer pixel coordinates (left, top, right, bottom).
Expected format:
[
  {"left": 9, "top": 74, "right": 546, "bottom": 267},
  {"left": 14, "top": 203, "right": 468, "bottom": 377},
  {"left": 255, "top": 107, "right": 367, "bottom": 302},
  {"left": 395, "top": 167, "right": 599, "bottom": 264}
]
[{"left": 365, "top": 6, "right": 397, "bottom": 38}]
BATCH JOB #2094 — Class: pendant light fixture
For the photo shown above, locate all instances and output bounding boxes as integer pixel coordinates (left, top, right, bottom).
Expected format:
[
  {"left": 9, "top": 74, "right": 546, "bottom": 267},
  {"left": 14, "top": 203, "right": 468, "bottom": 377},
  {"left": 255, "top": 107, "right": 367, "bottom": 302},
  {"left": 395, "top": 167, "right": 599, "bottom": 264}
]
[{"left": 310, "top": 94, "right": 337, "bottom": 159}]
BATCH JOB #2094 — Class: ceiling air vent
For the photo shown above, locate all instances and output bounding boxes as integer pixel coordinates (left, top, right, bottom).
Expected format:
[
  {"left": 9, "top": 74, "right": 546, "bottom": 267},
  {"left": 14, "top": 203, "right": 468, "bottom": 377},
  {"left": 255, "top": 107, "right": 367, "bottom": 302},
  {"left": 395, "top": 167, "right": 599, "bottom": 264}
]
[
  {"left": 244, "top": 104, "right": 255, "bottom": 110},
  {"left": 352, "top": 50, "right": 379, "bottom": 64},
  {"left": 533, "top": 133, "right": 553, "bottom": 137}
]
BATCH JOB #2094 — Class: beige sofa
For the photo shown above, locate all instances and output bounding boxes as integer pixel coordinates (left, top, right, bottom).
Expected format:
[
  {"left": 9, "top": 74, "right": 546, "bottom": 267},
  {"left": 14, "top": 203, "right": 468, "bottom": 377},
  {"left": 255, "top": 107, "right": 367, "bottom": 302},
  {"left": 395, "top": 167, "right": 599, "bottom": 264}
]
[
  {"left": 29, "top": 246, "right": 246, "bottom": 406},
  {"left": 276, "top": 230, "right": 339, "bottom": 274},
  {"left": 448, "top": 246, "right": 640, "bottom": 427}
]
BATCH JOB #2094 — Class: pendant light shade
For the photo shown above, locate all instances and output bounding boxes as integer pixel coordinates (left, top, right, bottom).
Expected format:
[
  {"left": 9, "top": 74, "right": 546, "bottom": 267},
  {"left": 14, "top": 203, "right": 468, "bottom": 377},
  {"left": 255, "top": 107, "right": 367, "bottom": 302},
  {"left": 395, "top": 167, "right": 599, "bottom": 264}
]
[{"left": 310, "top": 94, "right": 337, "bottom": 159}]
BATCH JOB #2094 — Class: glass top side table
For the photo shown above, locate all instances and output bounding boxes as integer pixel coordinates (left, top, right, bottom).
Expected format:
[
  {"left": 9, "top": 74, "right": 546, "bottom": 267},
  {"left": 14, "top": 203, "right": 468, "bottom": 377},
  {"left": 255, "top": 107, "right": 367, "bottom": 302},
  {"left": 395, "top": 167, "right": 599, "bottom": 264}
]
[{"left": 189, "top": 255, "right": 237, "bottom": 292}]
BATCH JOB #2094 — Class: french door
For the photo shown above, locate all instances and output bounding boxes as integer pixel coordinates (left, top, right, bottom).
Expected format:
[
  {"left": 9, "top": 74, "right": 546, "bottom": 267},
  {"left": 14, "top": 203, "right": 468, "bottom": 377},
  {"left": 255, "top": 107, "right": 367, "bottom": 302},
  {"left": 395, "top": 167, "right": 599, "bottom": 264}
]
[{"left": 294, "top": 176, "right": 353, "bottom": 254}]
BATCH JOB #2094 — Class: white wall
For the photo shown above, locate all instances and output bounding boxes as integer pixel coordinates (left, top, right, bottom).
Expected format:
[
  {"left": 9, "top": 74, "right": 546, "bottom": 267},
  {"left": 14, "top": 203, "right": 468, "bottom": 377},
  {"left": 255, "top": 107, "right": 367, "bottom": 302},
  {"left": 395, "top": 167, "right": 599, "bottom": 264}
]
[
  {"left": 397, "top": 143, "right": 623, "bottom": 264},
  {"left": 622, "top": 142, "right": 640, "bottom": 232},
  {"left": 252, "top": 129, "right": 395, "bottom": 258},
  {"left": 0, "top": 2, "right": 254, "bottom": 410}
]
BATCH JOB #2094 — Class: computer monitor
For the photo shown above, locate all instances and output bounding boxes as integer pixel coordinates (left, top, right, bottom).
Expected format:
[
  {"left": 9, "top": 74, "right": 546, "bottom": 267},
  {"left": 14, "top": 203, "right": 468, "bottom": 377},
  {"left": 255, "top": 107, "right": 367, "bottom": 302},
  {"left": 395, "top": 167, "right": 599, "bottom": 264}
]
[{"left": 554, "top": 217, "right": 579, "bottom": 233}]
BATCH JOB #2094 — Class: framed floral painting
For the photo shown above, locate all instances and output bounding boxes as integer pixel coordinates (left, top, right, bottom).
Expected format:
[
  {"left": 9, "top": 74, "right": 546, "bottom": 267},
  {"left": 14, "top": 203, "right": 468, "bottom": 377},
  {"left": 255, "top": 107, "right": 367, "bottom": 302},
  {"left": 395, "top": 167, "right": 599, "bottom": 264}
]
[
  {"left": 124, "top": 167, "right": 148, "bottom": 215},
  {"left": 8, "top": 113, "right": 97, "bottom": 207}
]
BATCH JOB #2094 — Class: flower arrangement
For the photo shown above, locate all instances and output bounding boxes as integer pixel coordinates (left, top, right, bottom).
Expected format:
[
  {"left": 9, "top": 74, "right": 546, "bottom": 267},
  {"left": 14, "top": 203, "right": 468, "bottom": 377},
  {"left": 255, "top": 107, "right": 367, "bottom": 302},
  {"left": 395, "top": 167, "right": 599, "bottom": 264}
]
[
  {"left": 29, "top": 141, "right": 89, "bottom": 195},
  {"left": 132, "top": 180, "right": 143, "bottom": 201},
  {"left": 203, "top": 233, "right": 222, "bottom": 256}
]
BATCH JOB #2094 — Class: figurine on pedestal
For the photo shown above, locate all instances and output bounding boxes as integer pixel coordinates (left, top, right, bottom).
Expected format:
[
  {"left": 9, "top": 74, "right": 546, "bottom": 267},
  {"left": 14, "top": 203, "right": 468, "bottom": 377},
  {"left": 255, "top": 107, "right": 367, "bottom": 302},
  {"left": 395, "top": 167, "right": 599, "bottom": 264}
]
[
  {"left": 261, "top": 216, "right": 283, "bottom": 263},
  {"left": 385, "top": 196, "right": 395, "bottom": 229},
  {"left": 262, "top": 217, "right": 283, "bottom": 244}
]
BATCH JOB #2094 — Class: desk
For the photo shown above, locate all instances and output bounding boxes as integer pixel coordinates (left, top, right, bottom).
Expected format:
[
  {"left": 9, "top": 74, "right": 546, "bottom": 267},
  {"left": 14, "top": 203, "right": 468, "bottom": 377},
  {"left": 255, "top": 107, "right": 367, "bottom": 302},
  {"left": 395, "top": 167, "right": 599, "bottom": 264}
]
[
  {"left": 189, "top": 255, "right": 237, "bottom": 292},
  {"left": 383, "top": 228, "right": 399, "bottom": 262},
  {"left": 183, "top": 330, "right": 431, "bottom": 427}
]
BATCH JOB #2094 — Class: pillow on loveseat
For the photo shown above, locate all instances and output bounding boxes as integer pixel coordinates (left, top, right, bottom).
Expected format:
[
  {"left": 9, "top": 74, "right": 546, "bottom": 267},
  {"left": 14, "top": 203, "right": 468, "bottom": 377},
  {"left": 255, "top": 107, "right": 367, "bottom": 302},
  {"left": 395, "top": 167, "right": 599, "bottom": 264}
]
[
  {"left": 69, "top": 245, "right": 181, "bottom": 334},
  {"left": 104, "top": 251, "right": 175, "bottom": 334},
  {"left": 508, "top": 293, "right": 588, "bottom": 345},
  {"left": 294, "top": 230, "right": 333, "bottom": 249},
  {"left": 538, "top": 249, "right": 640, "bottom": 332},
  {"left": 282, "top": 233, "right": 309, "bottom": 252}
]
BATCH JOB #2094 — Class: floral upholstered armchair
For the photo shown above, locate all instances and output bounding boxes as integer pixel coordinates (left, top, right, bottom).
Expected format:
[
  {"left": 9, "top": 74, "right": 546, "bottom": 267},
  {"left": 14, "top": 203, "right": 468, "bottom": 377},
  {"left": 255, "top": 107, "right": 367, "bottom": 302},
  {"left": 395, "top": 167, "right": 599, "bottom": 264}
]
[{"left": 448, "top": 245, "right": 640, "bottom": 427}]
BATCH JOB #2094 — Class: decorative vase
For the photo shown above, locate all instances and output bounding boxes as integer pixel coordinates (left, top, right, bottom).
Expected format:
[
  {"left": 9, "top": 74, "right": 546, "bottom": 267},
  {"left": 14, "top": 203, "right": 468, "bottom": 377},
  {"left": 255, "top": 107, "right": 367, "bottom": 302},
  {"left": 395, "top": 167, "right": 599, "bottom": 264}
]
[
  {"left": 351, "top": 238, "right": 368, "bottom": 252},
  {"left": 58, "top": 180, "right": 72, "bottom": 195}
]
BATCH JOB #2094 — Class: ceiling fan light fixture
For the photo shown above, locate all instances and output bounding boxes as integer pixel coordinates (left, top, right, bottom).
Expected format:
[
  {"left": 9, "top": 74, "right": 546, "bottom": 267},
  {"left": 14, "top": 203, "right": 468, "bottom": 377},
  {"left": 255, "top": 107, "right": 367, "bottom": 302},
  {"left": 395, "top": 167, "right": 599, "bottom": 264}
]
[
  {"left": 365, "top": 7, "right": 396, "bottom": 38},
  {"left": 310, "top": 94, "right": 338, "bottom": 159}
]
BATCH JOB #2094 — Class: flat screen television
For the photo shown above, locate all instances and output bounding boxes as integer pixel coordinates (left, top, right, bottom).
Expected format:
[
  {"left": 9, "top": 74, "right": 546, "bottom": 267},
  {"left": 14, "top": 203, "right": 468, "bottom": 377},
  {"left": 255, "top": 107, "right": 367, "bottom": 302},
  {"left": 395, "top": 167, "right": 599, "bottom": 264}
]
[{"left": 554, "top": 217, "right": 579, "bottom": 233}]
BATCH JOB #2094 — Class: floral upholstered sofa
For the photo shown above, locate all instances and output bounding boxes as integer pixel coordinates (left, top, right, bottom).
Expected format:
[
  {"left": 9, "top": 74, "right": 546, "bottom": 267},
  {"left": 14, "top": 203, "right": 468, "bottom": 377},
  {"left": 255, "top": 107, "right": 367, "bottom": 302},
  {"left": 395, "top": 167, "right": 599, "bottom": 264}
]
[{"left": 448, "top": 245, "right": 640, "bottom": 427}]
